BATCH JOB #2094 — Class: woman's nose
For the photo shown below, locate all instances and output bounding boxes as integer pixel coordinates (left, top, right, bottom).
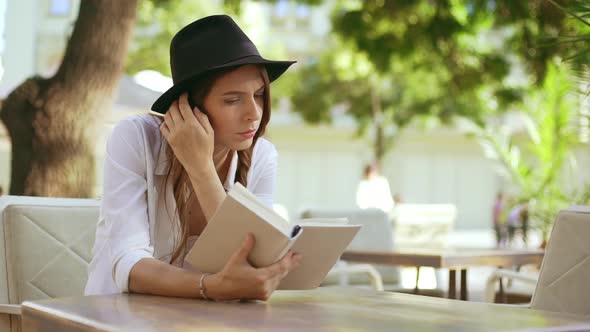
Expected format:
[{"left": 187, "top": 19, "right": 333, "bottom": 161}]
[{"left": 245, "top": 98, "right": 262, "bottom": 121}]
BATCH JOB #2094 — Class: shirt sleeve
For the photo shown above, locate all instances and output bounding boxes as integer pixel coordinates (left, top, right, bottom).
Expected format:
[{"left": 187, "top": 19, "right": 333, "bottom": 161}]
[
  {"left": 249, "top": 141, "right": 278, "bottom": 209},
  {"left": 101, "top": 118, "right": 154, "bottom": 293}
]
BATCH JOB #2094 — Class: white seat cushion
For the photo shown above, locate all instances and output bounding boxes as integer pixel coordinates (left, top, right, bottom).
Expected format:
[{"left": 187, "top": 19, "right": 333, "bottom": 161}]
[
  {"left": 531, "top": 206, "right": 590, "bottom": 316},
  {"left": 0, "top": 196, "right": 99, "bottom": 304}
]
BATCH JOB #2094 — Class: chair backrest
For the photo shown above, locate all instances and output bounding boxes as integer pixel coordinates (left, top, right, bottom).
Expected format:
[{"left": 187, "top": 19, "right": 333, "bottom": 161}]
[
  {"left": 299, "top": 208, "right": 398, "bottom": 284},
  {"left": 0, "top": 196, "right": 100, "bottom": 305},
  {"left": 300, "top": 208, "right": 394, "bottom": 251},
  {"left": 393, "top": 203, "right": 456, "bottom": 248},
  {"left": 531, "top": 206, "right": 590, "bottom": 316}
]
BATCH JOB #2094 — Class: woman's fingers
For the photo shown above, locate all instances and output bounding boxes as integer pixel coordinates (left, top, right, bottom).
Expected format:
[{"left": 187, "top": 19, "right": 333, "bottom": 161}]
[
  {"left": 227, "top": 233, "right": 255, "bottom": 266},
  {"left": 178, "top": 93, "right": 193, "bottom": 121},
  {"left": 164, "top": 100, "right": 177, "bottom": 129},
  {"left": 193, "top": 107, "right": 214, "bottom": 135},
  {"left": 218, "top": 248, "right": 302, "bottom": 301},
  {"left": 252, "top": 252, "right": 302, "bottom": 300},
  {"left": 262, "top": 251, "right": 302, "bottom": 280},
  {"left": 165, "top": 94, "right": 211, "bottom": 138},
  {"left": 159, "top": 121, "right": 170, "bottom": 138},
  {"left": 168, "top": 98, "right": 184, "bottom": 124},
  {"left": 178, "top": 93, "right": 211, "bottom": 135}
]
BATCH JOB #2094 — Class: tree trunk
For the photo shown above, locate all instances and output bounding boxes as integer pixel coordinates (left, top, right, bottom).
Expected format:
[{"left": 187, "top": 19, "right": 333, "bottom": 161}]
[
  {"left": 0, "top": 0, "right": 138, "bottom": 197},
  {"left": 370, "top": 85, "right": 385, "bottom": 164}
]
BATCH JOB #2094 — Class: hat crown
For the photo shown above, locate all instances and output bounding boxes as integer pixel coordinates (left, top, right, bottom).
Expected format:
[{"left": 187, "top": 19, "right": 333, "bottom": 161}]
[
  {"left": 150, "top": 15, "right": 295, "bottom": 114},
  {"left": 169, "top": 15, "right": 260, "bottom": 84}
]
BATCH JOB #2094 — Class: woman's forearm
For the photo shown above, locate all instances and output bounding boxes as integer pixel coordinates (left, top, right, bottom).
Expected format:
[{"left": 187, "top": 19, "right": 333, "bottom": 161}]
[
  {"left": 127, "top": 238, "right": 301, "bottom": 301},
  {"left": 128, "top": 258, "right": 205, "bottom": 298},
  {"left": 129, "top": 258, "right": 232, "bottom": 300},
  {"left": 187, "top": 163, "right": 227, "bottom": 221},
  {"left": 128, "top": 168, "right": 227, "bottom": 298}
]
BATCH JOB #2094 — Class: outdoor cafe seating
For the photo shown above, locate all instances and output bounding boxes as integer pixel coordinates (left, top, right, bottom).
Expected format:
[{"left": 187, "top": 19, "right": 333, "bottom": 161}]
[{"left": 0, "top": 195, "right": 589, "bottom": 331}]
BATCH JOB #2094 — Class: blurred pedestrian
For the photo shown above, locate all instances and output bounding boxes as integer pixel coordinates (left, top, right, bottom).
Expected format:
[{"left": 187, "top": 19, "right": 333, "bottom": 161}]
[
  {"left": 506, "top": 202, "right": 529, "bottom": 247},
  {"left": 356, "top": 162, "right": 394, "bottom": 214},
  {"left": 492, "top": 192, "right": 505, "bottom": 248}
]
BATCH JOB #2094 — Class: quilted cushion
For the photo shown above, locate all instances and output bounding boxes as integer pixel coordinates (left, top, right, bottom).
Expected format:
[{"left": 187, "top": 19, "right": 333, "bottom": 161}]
[
  {"left": 0, "top": 196, "right": 99, "bottom": 304},
  {"left": 531, "top": 206, "right": 590, "bottom": 316}
]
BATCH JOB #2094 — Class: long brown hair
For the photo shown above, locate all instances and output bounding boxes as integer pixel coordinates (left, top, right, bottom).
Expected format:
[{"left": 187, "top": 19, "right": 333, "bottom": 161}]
[{"left": 163, "top": 65, "right": 271, "bottom": 265}]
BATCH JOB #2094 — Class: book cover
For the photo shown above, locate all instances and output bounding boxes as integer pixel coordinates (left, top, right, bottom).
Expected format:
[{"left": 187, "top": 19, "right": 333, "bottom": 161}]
[{"left": 184, "top": 183, "right": 361, "bottom": 289}]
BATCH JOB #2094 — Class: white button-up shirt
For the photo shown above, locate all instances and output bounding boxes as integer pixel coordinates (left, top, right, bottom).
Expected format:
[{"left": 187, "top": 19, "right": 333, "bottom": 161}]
[{"left": 85, "top": 114, "right": 278, "bottom": 295}]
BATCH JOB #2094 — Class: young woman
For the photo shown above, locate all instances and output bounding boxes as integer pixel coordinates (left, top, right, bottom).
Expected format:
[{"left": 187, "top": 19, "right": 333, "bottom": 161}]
[{"left": 85, "top": 15, "right": 301, "bottom": 301}]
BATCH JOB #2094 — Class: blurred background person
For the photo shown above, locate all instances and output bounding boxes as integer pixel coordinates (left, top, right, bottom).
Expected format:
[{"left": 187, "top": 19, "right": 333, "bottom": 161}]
[
  {"left": 506, "top": 202, "right": 529, "bottom": 248},
  {"left": 356, "top": 162, "right": 394, "bottom": 215},
  {"left": 492, "top": 192, "right": 506, "bottom": 248},
  {"left": 393, "top": 193, "right": 403, "bottom": 205}
]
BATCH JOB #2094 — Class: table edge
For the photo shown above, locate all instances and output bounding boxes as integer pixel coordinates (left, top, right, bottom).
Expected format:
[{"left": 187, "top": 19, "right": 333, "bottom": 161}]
[{"left": 22, "top": 301, "right": 117, "bottom": 332}]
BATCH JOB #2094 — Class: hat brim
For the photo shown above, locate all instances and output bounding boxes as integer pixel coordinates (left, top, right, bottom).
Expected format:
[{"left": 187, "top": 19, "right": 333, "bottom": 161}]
[{"left": 150, "top": 56, "right": 296, "bottom": 114}]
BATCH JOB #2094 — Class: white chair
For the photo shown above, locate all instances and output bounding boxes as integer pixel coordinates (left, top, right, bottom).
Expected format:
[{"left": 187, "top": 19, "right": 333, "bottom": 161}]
[
  {"left": 393, "top": 203, "right": 456, "bottom": 290},
  {"left": 393, "top": 203, "right": 456, "bottom": 248},
  {"left": 300, "top": 208, "right": 397, "bottom": 291},
  {"left": 0, "top": 195, "right": 100, "bottom": 332},
  {"left": 485, "top": 206, "right": 590, "bottom": 318},
  {"left": 485, "top": 268, "right": 538, "bottom": 304},
  {"left": 326, "top": 261, "right": 384, "bottom": 291}
]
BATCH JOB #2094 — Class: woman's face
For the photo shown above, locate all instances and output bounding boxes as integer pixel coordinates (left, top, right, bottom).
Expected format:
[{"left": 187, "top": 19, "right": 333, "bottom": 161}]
[{"left": 202, "top": 64, "right": 265, "bottom": 151}]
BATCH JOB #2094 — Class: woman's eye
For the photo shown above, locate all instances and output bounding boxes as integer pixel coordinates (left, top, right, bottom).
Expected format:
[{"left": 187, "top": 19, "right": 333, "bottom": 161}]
[
  {"left": 255, "top": 92, "right": 264, "bottom": 98},
  {"left": 224, "top": 98, "right": 240, "bottom": 105}
]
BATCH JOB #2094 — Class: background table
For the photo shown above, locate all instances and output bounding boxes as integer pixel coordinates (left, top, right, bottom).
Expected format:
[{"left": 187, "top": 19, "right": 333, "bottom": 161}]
[
  {"left": 340, "top": 248, "right": 544, "bottom": 300},
  {"left": 22, "top": 287, "right": 589, "bottom": 332}
]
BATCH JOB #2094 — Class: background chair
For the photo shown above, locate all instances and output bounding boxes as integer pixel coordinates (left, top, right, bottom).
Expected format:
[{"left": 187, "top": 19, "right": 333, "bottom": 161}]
[
  {"left": 485, "top": 268, "right": 538, "bottom": 304},
  {"left": 393, "top": 203, "right": 456, "bottom": 290},
  {"left": 393, "top": 203, "right": 456, "bottom": 249},
  {"left": 300, "top": 208, "right": 396, "bottom": 290},
  {"left": 0, "top": 195, "right": 100, "bottom": 332},
  {"left": 485, "top": 205, "right": 590, "bottom": 318}
]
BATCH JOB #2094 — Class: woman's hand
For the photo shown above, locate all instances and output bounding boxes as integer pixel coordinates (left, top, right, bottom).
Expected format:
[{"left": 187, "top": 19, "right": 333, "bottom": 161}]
[
  {"left": 206, "top": 233, "right": 303, "bottom": 301},
  {"left": 160, "top": 93, "right": 214, "bottom": 176}
]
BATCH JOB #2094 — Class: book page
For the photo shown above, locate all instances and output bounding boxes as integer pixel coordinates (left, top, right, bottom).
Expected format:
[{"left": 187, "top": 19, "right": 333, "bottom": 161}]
[
  {"left": 278, "top": 223, "right": 361, "bottom": 290},
  {"left": 230, "top": 183, "right": 291, "bottom": 235},
  {"left": 298, "top": 218, "right": 349, "bottom": 227}
]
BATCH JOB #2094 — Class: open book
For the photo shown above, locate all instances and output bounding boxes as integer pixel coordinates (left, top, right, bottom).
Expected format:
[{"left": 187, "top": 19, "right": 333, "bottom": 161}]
[{"left": 184, "top": 183, "right": 361, "bottom": 290}]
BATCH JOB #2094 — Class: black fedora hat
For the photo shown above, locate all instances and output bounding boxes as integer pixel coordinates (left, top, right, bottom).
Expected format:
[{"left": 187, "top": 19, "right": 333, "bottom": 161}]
[{"left": 150, "top": 15, "right": 296, "bottom": 114}]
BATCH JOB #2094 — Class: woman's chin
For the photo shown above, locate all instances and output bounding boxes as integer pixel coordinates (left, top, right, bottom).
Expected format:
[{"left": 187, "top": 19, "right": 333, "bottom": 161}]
[{"left": 230, "top": 138, "right": 254, "bottom": 151}]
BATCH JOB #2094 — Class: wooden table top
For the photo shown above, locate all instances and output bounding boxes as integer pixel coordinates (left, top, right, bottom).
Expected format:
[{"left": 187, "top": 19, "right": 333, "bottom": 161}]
[
  {"left": 22, "top": 287, "right": 589, "bottom": 332},
  {"left": 341, "top": 248, "right": 545, "bottom": 269}
]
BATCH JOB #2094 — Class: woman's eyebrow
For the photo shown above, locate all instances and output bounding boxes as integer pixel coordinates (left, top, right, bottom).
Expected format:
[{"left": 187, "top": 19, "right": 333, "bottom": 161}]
[{"left": 221, "top": 85, "right": 265, "bottom": 96}]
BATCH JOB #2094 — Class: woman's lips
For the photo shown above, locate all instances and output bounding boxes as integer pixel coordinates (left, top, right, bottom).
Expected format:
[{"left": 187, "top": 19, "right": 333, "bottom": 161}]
[{"left": 239, "top": 129, "right": 256, "bottom": 139}]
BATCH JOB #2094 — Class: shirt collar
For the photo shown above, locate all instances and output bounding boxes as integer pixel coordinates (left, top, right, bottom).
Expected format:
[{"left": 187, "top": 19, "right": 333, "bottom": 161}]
[{"left": 155, "top": 140, "right": 239, "bottom": 191}]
